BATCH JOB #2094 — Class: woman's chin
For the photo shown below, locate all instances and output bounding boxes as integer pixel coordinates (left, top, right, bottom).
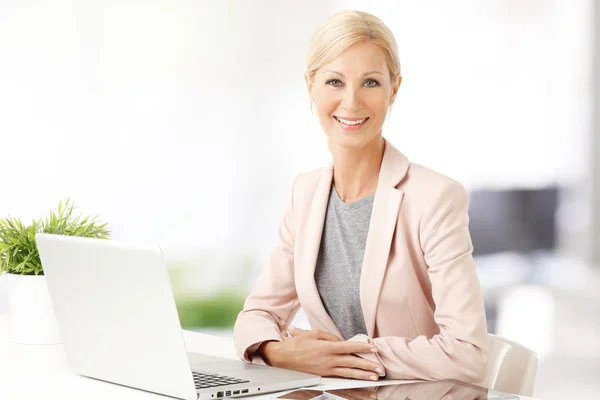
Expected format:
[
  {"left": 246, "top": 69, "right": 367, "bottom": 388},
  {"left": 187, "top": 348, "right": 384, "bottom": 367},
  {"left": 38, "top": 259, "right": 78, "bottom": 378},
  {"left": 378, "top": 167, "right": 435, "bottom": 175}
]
[{"left": 327, "top": 131, "right": 380, "bottom": 150}]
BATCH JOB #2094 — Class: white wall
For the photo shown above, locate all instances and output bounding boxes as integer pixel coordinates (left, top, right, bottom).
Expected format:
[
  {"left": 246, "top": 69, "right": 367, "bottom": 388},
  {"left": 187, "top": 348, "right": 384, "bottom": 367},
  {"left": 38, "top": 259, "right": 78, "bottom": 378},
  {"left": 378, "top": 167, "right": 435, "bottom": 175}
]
[
  {"left": 0, "top": 1, "right": 593, "bottom": 296},
  {"left": 0, "top": 1, "right": 328, "bottom": 290},
  {"left": 331, "top": 0, "right": 592, "bottom": 190}
]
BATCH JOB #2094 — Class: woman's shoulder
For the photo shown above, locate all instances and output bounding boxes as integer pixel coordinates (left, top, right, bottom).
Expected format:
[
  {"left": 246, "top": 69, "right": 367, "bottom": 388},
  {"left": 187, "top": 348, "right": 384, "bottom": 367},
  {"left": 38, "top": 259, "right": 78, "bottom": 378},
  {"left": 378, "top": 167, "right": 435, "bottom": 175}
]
[
  {"left": 293, "top": 167, "right": 329, "bottom": 192},
  {"left": 402, "top": 162, "right": 468, "bottom": 202}
]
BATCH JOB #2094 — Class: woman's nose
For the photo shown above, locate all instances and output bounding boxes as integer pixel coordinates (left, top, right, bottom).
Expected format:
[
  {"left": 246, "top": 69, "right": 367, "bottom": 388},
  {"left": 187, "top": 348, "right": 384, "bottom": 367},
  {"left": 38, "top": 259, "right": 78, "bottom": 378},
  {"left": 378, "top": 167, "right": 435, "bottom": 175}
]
[{"left": 341, "top": 88, "right": 362, "bottom": 113}]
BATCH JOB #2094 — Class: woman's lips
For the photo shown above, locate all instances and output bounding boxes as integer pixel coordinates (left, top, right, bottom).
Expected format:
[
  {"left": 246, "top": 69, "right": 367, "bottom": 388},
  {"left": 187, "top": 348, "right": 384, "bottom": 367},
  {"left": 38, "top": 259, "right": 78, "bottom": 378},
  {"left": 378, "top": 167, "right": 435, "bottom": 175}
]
[{"left": 334, "top": 116, "right": 369, "bottom": 130}]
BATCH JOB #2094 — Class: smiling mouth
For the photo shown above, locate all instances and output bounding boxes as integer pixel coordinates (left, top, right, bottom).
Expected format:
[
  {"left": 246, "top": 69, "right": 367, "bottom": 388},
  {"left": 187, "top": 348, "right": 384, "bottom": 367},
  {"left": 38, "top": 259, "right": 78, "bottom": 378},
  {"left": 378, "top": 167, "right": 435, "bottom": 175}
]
[{"left": 334, "top": 116, "right": 369, "bottom": 127}]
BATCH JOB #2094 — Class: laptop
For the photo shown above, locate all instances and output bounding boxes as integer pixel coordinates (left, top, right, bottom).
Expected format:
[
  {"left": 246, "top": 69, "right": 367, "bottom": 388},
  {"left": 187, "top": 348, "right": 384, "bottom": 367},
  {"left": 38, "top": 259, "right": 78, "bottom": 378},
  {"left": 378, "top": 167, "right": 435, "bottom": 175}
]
[{"left": 36, "top": 233, "right": 320, "bottom": 399}]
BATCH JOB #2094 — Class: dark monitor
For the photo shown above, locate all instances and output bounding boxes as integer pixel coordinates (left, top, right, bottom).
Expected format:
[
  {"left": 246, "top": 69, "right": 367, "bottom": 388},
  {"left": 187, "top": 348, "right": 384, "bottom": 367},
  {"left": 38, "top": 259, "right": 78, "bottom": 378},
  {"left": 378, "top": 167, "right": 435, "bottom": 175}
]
[{"left": 468, "top": 187, "right": 558, "bottom": 256}]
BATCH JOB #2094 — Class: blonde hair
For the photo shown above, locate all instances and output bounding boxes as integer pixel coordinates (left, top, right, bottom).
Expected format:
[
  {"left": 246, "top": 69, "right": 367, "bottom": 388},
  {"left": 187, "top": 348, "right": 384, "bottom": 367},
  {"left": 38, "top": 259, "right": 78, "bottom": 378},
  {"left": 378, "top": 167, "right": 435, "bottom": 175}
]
[{"left": 306, "top": 10, "right": 401, "bottom": 89}]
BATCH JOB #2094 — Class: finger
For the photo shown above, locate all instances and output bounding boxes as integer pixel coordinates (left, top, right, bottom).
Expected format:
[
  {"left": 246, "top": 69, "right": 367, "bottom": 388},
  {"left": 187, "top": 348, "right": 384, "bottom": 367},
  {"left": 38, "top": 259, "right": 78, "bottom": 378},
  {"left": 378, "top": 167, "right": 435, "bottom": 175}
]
[
  {"left": 337, "top": 355, "right": 384, "bottom": 375},
  {"left": 310, "top": 329, "right": 341, "bottom": 342},
  {"left": 329, "top": 341, "right": 378, "bottom": 354},
  {"left": 280, "top": 331, "right": 292, "bottom": 341},
  {"left": 281, "top": 327, "right": 296, "bottom": 340},
  {"left": 329, "top": 367, "right": 379, "bottom": 382},
  {"left": 286, "top": 325, "right": 306, "bottom": 337}
]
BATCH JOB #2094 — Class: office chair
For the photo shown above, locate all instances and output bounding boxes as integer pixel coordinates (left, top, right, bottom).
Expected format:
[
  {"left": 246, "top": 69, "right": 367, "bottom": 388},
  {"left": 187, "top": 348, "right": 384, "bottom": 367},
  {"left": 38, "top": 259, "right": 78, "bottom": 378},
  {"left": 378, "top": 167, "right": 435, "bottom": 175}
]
[{"left": 477, "top": 333, "right": 538, "bottom": 397}]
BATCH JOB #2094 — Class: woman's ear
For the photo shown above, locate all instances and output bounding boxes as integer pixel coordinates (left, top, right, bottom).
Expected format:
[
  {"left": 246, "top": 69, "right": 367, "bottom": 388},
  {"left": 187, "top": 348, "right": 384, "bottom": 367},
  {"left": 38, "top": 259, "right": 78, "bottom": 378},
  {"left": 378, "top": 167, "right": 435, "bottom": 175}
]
[
  {"left": 305, "top": 72, "right": 315, "bottom": 112},
  {"left": 390, "top": 75, "right": 402, "bottom": 104},
  {"left": 304, "top": 72, "right": 313, "bottom": 98}
]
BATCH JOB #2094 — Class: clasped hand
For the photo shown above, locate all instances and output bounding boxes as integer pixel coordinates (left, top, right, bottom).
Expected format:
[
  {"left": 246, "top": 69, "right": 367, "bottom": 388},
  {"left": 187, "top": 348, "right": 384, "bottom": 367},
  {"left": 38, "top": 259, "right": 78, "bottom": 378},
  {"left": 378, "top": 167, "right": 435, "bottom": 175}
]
[{"left": 259, "top": 326, "right": 383, "bottom": 381}]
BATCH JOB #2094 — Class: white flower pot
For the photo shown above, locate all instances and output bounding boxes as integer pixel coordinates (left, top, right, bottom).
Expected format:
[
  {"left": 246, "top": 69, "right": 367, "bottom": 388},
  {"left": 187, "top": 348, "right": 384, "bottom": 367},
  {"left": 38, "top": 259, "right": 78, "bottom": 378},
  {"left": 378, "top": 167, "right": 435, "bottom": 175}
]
[
  {"left": 0, "top": 273, "right": 8, "bottom": 314},
  {"left": 6, "top": 273, "right": 61, "bottom": 345}
]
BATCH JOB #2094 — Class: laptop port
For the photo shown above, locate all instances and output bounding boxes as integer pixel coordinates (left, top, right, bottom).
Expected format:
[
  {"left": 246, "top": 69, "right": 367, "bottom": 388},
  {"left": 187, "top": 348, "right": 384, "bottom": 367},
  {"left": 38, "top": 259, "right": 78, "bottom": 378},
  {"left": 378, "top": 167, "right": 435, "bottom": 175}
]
[
  {"left": 217, "top": 391, "right": 223, "bottom": 398},
  {"left": 242, "top": 389, "right": 249, "bottom": 394},
  {"left": 225, "top": 391, "right": 231, "bottom": 396},
  {"left": 233, "top": 390, "right": 240, "bottom": 395}
]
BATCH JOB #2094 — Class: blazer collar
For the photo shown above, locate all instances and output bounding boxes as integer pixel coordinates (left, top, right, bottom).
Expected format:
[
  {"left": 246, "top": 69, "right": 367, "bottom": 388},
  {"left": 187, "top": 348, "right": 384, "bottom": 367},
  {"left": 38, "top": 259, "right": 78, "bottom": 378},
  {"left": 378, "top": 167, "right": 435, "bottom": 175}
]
[{"left": 326, "top": 138, "right": 410, "bottom": 189}]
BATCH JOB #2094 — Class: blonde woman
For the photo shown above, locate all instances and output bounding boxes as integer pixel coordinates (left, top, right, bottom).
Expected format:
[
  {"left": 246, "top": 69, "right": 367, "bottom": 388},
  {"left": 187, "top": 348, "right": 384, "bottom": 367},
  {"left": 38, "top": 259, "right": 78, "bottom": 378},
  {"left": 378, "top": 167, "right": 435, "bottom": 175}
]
[{"left": 233, "top": 10, "right": 488, "bottom": 383}]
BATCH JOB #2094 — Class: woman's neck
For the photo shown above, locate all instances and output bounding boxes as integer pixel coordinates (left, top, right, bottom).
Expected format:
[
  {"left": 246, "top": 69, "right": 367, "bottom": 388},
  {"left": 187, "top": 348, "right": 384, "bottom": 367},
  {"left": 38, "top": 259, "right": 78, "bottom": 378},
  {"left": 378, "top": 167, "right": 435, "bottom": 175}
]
[{"left": 329, "top": 136, "right": 385, "bottom": 203}]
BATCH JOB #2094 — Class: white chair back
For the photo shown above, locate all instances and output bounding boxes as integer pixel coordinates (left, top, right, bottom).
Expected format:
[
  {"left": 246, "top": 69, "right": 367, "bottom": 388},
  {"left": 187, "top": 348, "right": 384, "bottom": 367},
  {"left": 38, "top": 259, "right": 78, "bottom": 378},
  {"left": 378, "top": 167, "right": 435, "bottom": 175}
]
[{"left": 477, "top": 333, "right": 538, "bottom": 397}]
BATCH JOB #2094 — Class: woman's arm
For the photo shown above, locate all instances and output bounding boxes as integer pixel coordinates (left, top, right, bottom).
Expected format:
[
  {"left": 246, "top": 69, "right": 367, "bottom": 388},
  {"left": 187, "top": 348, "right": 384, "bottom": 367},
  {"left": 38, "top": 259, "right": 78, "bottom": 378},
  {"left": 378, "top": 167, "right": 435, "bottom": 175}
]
[
  {"left": 233, "top": 175, "right": 301, "bottom": 364},
  {"left": 233, "top": 174, "right": 383, "bottom": 380},
  {"left": 355, "top": 180, "right": 488, "bottom": 382}
]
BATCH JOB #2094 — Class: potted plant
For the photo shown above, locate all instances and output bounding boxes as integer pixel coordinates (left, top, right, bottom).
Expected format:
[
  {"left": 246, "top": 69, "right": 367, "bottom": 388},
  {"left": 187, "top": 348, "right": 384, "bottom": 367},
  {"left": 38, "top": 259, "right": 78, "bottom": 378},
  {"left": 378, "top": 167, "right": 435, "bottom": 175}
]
[{"left": 0, "top": 198, "right": 110, "bottom": 344}]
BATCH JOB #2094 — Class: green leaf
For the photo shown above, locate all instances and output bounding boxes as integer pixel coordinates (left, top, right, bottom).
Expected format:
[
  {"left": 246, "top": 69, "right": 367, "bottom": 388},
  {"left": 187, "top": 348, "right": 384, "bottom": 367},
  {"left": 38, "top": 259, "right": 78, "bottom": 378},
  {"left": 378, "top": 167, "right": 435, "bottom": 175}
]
[{"left": 0, "top": 198, "right": 111, "bottom": 275}]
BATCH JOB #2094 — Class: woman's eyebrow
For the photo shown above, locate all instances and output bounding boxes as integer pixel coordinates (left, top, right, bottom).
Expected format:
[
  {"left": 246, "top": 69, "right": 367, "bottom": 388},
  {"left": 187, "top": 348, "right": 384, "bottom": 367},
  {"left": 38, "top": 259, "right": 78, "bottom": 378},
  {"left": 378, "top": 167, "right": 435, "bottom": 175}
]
[{"left": 324, "top": 70, "right": 383, "bottom": 77}]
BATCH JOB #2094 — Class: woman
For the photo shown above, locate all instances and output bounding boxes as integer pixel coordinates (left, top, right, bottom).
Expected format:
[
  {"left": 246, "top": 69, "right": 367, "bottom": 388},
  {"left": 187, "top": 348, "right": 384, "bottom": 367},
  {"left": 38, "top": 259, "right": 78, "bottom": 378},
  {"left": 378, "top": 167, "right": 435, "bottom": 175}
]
[{"left": 233, "top": 10, "right": 488, "bottom": 383}]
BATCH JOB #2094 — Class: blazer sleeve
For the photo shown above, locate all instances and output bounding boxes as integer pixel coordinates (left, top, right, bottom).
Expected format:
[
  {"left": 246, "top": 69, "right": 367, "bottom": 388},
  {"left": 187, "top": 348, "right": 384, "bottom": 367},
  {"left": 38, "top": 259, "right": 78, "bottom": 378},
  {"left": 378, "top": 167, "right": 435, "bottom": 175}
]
[
  {"left": 363, "top": 180, "right": 488, "bottom": 382},
  {"left": 233, "top": 175, "right": 302, "bottom": 364}
]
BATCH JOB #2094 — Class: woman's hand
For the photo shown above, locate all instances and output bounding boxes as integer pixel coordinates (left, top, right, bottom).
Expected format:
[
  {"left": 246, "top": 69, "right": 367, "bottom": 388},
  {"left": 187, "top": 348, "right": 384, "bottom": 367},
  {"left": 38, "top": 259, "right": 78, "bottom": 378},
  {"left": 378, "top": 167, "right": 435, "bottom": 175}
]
[{"left": 259, "top": 327, "right": 384, "bottom": 381}]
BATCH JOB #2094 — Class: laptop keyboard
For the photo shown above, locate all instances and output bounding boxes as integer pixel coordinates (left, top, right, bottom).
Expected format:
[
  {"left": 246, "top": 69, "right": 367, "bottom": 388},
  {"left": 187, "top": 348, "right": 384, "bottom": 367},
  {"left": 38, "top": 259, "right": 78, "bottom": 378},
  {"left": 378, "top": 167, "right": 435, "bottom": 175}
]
[{"left": 192, "top": 371, "right": 250, "bottom": 389}]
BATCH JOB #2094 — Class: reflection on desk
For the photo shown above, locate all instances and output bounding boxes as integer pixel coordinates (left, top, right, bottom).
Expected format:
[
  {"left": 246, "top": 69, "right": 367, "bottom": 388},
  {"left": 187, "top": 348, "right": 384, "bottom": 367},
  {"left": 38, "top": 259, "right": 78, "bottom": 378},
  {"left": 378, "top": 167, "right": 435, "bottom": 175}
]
[{"left": 278, "top": 380, "right": 518, "bottom": 400}]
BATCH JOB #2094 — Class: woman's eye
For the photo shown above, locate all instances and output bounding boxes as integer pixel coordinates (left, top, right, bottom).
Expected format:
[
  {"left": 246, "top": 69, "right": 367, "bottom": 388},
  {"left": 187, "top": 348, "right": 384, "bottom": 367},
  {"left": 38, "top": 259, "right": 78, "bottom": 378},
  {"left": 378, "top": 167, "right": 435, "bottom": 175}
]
[
  {"left": 364, "top": 79, "right": 380, "bottom": 87},
  {"left": 326, "top": 79, "right": 343, "bottom": 87}
]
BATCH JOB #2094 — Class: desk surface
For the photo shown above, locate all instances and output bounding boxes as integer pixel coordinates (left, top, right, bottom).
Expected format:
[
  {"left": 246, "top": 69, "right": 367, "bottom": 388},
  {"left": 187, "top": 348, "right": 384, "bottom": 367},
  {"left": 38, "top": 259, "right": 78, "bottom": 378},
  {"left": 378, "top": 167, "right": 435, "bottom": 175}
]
[{"left": 0, "top": 314, "right": 538, "bottom": 400}]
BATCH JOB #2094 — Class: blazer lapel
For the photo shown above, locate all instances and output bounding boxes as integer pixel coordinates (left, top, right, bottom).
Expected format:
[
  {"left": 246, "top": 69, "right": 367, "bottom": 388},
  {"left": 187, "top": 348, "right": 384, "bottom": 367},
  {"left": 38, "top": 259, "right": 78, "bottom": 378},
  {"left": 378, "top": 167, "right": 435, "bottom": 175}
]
[
  {"left": 297, "top": 139, "right": 410, "bottom": 340},
  {"left": 360, "top": 140, "right": 410, "bottom": 337},
  {"left": 298, "top": 166, "right": 344, "bottom": 338}
]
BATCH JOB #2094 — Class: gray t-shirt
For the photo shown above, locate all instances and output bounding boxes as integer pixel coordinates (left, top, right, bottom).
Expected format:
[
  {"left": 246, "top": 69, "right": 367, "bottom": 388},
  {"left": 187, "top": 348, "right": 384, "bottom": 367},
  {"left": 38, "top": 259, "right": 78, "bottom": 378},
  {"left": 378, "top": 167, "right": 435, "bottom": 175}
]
[{"left": 314, "top": 185, "right": 374, "bottom": 340}]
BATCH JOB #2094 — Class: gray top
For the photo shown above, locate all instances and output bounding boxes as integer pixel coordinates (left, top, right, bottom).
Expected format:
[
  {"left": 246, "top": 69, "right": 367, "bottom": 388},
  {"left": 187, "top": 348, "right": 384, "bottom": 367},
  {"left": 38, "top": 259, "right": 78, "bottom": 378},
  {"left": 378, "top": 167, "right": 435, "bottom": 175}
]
[{"left": 314, "top": 185, "right": 374, "bottom": 340}]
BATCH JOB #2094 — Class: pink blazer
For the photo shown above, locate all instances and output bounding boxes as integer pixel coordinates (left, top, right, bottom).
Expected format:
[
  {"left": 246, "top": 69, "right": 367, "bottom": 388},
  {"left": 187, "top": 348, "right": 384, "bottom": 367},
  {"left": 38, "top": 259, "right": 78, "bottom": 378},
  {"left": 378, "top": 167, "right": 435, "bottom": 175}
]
[{"left": 233, "top": 139, "right": 488, "bottom": 382}]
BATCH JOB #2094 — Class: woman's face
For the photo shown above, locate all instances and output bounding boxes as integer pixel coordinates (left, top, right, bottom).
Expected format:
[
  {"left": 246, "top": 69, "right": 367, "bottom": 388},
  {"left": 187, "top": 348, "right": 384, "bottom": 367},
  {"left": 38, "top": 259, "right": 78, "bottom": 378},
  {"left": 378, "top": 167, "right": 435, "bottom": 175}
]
[{"left": 309, "top": 40, "right": 401, "bottom": 150}]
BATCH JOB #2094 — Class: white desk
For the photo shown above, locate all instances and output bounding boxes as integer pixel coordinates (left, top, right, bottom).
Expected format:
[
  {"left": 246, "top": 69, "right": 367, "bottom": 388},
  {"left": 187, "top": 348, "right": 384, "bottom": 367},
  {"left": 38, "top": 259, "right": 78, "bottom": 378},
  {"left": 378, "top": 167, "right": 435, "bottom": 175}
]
[{"left": 0, "top": 314, "right": 537, "bottom": 399}]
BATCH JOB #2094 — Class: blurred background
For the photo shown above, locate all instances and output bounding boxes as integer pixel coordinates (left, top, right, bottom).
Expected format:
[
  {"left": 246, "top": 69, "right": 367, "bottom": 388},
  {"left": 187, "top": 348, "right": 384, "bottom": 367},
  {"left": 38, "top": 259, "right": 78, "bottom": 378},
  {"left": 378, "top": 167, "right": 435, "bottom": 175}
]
[{"left": 0, "top": 0, "right": 599, "bottom": 398}]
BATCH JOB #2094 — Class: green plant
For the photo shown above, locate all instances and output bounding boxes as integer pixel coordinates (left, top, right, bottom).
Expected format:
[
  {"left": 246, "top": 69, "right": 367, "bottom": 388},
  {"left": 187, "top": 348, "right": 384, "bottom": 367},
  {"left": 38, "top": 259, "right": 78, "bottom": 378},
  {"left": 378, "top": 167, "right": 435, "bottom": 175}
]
[
  {"left": 0, "top": 198, "right": 111, "bottom": 275},
  {"left": 175, "top": 290, "right": 247, "bottom": 329}
]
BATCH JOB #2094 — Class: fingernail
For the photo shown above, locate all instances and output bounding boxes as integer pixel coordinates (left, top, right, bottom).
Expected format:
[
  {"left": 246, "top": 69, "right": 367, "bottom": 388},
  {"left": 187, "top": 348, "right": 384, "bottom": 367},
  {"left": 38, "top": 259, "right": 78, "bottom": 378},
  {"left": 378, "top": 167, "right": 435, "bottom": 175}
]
[
  {"left": 369, "top": 375, "right": 378, "bottom": 381},
  {"left": 370, "top": 347, "right": 378, "bottom": 352},
  {"left": 370, "top": 394, "right": 378, "bottom": 399},
  {"left": 376, "top": 368, "right": 383, "bottom": 374}
]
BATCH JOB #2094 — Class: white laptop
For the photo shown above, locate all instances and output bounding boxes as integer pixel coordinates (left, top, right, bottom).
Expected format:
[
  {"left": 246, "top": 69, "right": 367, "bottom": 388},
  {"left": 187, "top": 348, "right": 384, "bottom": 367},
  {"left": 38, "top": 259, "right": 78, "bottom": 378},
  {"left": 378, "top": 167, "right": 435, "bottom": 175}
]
[{"left": 36, "top": 233, "right": 320, "bottom": 399}]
